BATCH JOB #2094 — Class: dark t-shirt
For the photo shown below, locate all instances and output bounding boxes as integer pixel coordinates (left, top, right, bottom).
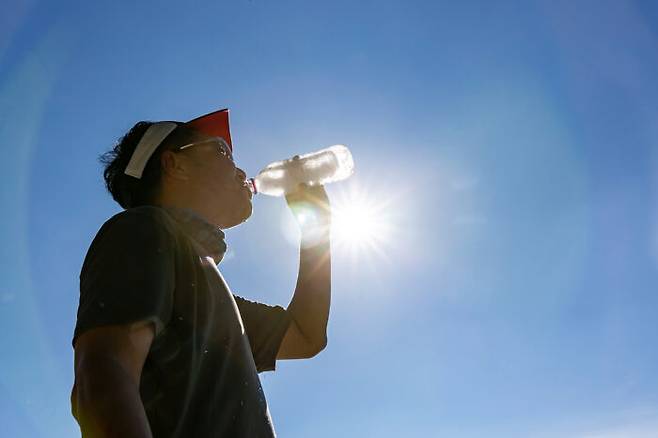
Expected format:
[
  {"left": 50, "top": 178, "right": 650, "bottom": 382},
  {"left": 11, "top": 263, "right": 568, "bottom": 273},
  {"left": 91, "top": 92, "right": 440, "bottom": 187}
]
[{"left": 73, "top": 206, "right": 291, "bottom": 437}]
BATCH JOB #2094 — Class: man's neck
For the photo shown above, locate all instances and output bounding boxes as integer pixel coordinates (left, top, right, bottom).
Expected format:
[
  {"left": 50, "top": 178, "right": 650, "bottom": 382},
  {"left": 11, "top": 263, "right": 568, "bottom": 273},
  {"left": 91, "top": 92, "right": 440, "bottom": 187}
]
[{"left": 153, "top": 190, "right": 219, "bottom": 229}]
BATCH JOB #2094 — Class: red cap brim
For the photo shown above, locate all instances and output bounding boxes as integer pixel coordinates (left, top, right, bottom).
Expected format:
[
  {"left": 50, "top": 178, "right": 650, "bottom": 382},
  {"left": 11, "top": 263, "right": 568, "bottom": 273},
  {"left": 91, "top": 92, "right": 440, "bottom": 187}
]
[{"left": 186, "top": 108, "right": 233, "bottom": 151}]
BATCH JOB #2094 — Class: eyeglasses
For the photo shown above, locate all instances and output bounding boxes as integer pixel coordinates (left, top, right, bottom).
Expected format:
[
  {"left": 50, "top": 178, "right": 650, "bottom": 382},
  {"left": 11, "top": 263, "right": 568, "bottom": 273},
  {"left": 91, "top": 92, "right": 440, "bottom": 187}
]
[{"left": 176, "top": 137, "right": 234, "bottom": 162}]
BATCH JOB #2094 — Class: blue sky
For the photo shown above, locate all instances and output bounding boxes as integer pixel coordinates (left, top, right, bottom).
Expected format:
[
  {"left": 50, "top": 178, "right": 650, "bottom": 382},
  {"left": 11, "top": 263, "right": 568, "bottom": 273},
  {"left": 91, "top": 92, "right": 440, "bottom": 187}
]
[{"left": 1, "top": 0, "right": 658, "bottom": 436}]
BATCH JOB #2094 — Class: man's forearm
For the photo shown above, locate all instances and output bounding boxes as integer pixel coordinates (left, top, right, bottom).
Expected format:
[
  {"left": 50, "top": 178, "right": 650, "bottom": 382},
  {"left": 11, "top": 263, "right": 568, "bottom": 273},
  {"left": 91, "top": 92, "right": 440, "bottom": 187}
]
[
  {"left": 286, "top": 231, "right": 331, "bottom": 350},
  {"left": 73, "top": 356, "right": 153, "bottom": 438}
]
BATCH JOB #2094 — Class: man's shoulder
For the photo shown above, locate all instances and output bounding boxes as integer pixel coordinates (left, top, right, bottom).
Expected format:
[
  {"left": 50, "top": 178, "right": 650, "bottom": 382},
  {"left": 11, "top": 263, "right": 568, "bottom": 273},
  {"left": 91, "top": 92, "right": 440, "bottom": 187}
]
[
  {"left": 81, "top": 206, "right": 184, "bottom": 270},
  {"left": 91, "top": 205, "right": 182, "bottom": 248}
]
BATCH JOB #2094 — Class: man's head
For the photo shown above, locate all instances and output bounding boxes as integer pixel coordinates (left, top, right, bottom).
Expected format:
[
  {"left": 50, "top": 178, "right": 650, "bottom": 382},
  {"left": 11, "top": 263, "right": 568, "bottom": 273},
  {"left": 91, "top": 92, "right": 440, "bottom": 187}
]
[{"left": 100, "top": 116, "right": 252, "bottom": 229}]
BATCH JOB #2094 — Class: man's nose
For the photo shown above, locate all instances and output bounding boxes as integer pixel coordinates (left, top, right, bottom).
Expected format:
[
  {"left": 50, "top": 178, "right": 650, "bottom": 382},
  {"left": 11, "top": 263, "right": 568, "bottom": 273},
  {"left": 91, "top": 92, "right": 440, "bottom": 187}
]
[{"left": 235, "top": 167, "right": 247, "bottom": 182}]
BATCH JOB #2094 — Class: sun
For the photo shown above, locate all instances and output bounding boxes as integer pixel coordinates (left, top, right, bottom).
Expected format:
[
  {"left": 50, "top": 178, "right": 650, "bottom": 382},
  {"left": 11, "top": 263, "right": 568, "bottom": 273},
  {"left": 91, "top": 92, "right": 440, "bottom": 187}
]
[
  {"left": 330, "top": 187, "right": 392, "bottom": 255},
  {"left": 333, "top": 204, "right": 382, "bottom": 245},
  {"left": 280, "top": 181, "right": 398, "bottom": 261}
]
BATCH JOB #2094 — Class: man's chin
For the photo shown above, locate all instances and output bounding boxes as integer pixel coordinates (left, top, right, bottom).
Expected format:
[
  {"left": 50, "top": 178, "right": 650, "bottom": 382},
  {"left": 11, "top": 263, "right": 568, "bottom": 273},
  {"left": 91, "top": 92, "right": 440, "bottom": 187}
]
[
  {"left": 220, "top": 203, "right": 252, "bottom": 229},
  {"left": 238, "top": 203, "right": 253, "bottom": 224}
]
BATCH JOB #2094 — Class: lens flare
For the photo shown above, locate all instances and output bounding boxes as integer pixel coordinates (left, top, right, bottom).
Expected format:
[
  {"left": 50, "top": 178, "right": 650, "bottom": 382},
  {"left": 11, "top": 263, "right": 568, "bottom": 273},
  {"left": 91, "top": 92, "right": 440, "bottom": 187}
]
[
  {"left": 333, "top": 204, "right": 383, "bottom": 244},
  {"left": 331, "top": 185, "right": 393, "bottom": 258}
]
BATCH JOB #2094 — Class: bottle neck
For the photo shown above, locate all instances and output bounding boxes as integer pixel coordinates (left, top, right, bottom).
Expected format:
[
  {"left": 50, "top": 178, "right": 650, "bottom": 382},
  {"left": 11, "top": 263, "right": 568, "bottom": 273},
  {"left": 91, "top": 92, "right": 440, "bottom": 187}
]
[{"left": 247, "top": 177, "right": 258, "bottom": 195}]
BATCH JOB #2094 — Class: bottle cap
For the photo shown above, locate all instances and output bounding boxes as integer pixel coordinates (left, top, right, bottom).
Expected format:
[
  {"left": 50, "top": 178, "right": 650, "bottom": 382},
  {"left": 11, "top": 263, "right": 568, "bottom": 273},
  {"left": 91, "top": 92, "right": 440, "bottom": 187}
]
[{"left": 246, "top": 177, "right": 258, "bottom": 195}]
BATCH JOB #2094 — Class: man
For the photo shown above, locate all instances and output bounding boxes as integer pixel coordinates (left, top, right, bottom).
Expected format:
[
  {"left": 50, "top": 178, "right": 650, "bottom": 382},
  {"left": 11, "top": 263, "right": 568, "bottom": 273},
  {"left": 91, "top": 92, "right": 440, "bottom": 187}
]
[{"left": 71, "top": 109, "right": 331, "bottom": 437}]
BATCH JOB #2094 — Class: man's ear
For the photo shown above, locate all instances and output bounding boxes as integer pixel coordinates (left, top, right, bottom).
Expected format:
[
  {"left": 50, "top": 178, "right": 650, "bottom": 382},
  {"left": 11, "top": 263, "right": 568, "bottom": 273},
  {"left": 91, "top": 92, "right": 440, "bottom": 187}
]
[{"left": 160, "top": 150, "right": 190, "bottom": 181}]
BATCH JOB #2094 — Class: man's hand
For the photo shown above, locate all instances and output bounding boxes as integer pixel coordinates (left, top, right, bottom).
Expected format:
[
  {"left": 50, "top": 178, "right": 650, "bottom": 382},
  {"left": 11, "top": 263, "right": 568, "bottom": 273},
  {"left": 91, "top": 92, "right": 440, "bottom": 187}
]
[{"left": 285, "top": 184, "right": 331, "bottom": 245}]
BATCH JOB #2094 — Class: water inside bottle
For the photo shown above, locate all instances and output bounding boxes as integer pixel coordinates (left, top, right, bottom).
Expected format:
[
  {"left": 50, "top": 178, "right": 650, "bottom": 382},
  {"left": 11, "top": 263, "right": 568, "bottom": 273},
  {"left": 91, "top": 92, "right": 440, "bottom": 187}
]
[{"left": 249, "top": 144, "right": 354, "bottom": 196}]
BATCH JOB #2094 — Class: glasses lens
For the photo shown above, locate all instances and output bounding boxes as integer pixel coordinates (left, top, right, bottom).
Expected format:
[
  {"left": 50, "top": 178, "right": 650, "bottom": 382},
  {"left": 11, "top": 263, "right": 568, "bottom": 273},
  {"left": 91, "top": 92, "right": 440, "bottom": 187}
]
[{"left": 176, "top": 138, "right": 233, "bottom": 162}]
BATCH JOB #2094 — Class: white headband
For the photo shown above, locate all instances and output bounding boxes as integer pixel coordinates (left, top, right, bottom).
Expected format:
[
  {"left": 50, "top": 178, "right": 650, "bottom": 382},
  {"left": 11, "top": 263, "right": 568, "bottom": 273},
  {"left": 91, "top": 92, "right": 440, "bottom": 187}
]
[{"left": 124, "top": 122, "right": 178, "bottom": 179}]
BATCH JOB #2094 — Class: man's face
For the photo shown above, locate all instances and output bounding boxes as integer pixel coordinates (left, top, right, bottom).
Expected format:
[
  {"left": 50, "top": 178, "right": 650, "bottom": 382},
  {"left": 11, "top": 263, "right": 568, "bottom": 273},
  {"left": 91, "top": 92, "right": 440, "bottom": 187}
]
[{"left": 176, "top": 133, "right": 253, "bottom": 228}]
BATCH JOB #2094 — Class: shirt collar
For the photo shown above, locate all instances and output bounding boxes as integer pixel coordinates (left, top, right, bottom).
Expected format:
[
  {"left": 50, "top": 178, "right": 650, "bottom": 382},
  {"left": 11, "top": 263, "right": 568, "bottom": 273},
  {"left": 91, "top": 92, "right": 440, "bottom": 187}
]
[{"left": 161, "top": 206, "right": 227, "bottom": 264}]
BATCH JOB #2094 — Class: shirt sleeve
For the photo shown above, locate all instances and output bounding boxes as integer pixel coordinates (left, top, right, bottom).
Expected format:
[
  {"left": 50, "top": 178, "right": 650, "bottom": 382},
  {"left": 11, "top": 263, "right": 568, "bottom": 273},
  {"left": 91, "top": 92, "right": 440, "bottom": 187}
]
[
  {"left": 73, "top": 208, "right": 176, "bottom": 347},
  {"left": 233, "top": 295, "right": 292, "bottom": 373}
]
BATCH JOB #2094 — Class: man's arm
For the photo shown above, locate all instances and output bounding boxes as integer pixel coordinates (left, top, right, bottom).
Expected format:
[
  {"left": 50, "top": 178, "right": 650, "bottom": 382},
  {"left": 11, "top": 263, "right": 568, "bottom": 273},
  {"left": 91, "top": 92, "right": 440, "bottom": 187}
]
[
  {"left": 72, "top": 321, "right": 155, "bottom": 438},
  {"left": 277, "top": 185, "right": 331, "bottom": 359}
]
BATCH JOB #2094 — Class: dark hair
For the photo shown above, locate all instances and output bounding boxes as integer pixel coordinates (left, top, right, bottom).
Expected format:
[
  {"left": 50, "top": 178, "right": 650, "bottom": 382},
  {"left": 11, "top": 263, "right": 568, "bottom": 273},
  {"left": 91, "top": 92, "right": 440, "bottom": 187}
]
[{"left": 99, "top": 121, "right": 198, "bottom": 209}]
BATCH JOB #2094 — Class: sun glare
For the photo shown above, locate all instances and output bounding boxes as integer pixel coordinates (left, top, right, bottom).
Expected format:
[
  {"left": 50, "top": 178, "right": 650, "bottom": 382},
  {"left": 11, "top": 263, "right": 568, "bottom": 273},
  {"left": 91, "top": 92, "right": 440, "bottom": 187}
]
[
  {"left": 280, "top": 181, "right": 400, "bottom": 263},
  {"left": 331, "top": 187, "right": 392, "bottom": 255},
  {"left": 333, "top": 204, "right": 381, "bottom": 244}
]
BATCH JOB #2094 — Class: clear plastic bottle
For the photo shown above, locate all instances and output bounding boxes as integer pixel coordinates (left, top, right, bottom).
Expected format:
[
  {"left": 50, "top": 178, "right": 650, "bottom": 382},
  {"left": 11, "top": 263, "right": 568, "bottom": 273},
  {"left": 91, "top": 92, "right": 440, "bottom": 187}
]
[{"left": 247, "top": 145, "right": 354, "bottom": 196}]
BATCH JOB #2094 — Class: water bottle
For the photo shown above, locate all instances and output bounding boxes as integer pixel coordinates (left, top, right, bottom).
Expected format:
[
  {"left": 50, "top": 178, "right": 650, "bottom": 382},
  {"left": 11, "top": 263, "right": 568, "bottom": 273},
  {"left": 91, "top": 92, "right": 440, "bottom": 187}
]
[{"left": 247, "top": 145, "right": 354, "bottom": 196}]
